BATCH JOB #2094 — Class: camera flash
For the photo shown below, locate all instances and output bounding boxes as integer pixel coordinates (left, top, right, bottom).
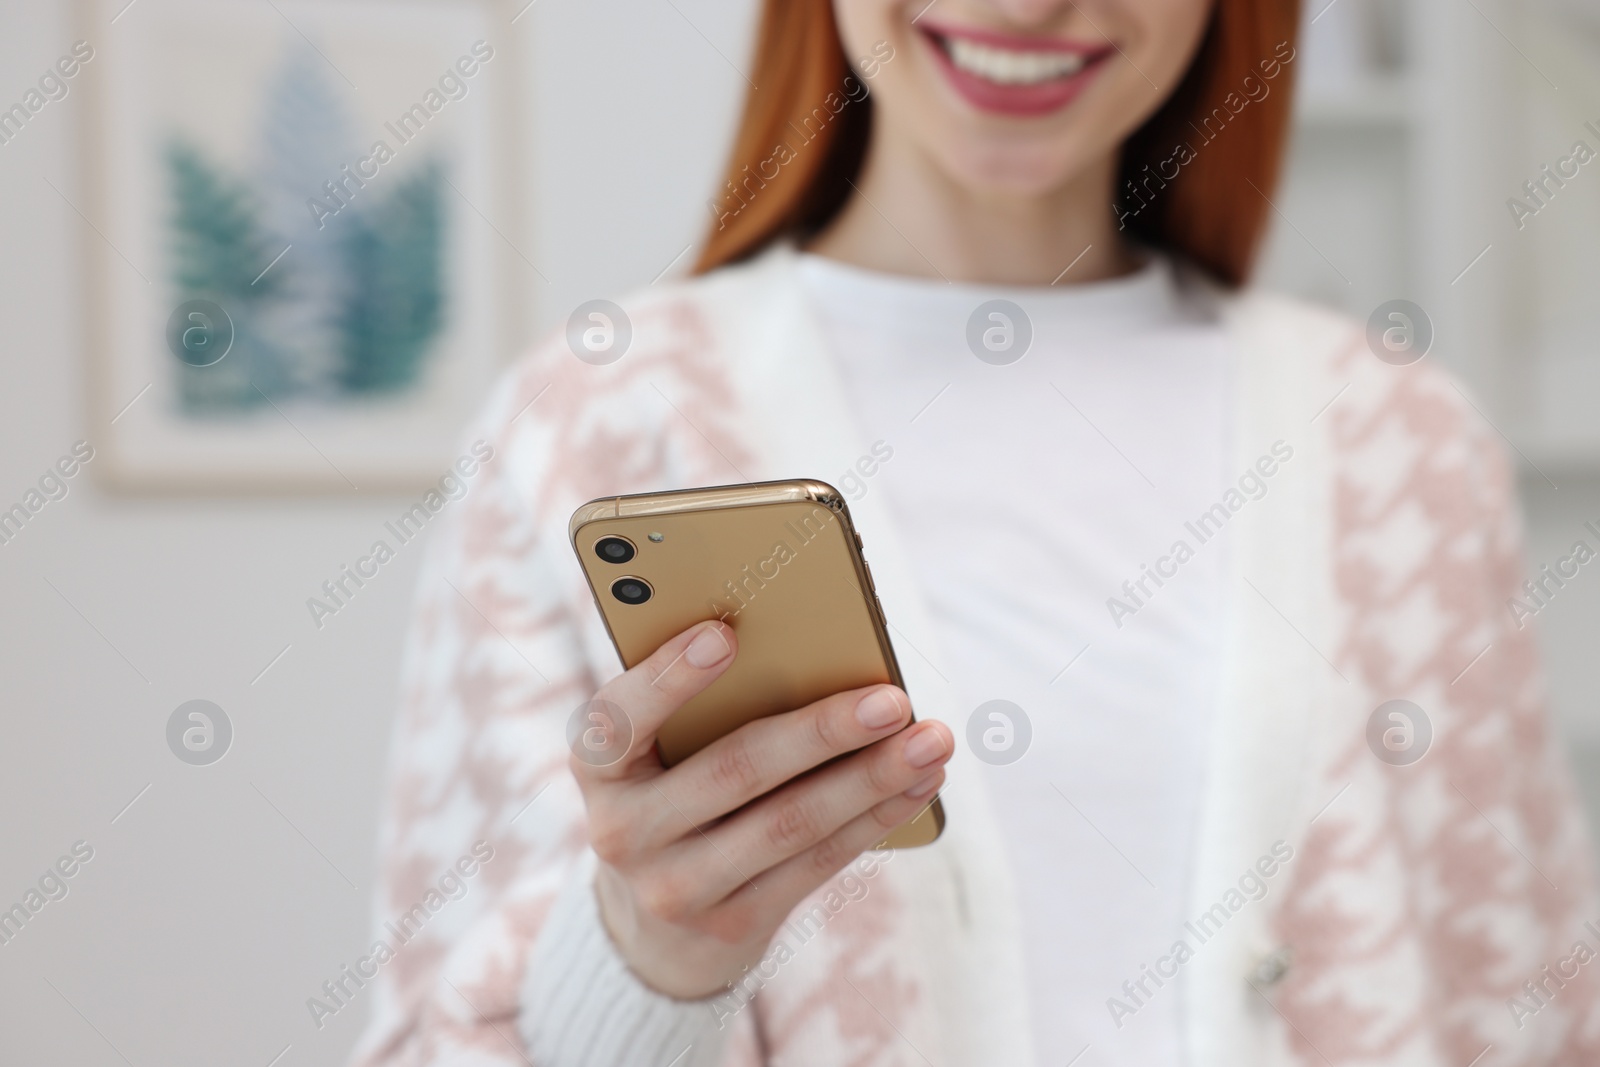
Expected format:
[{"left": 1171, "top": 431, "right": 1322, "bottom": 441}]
[{"left": 648, "top": 532, "right": 664, "bottom": 543}]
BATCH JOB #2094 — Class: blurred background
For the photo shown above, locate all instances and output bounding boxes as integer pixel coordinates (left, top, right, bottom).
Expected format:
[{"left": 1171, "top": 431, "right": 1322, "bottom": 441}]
[{"left": 0, "top": 0, "right": 1597, "bottom": 1062}]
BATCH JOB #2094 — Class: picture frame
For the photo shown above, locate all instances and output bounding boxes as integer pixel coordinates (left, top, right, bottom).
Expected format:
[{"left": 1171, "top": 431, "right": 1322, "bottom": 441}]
[{"left": 78, "top": 0, "right": 530, "bottom": 492}]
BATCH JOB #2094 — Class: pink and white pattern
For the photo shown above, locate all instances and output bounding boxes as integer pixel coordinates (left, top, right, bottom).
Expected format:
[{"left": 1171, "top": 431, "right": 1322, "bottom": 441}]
[
  {"left": 351, "top": 262, "right": 1598, "bottom": 1067},
  {"left": 1270, "top": 345, "right": 1600, "bottom": 1067}
]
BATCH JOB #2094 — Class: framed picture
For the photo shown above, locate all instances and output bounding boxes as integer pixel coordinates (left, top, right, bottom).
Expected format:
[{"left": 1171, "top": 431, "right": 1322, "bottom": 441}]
[{"left": 80, "top": 0, "right": 527, "bottom": 492}]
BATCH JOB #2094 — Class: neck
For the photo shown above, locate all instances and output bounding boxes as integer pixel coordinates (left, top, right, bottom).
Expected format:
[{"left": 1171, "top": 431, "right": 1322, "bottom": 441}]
[{"left": 805, "top": 128, "right": 1139, "bottom": 286}]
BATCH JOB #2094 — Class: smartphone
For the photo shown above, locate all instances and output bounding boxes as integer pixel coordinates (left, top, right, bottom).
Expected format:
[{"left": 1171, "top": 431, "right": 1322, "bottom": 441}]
[{"left": 569, "top": 479, "right": 944, "bottom": 849}]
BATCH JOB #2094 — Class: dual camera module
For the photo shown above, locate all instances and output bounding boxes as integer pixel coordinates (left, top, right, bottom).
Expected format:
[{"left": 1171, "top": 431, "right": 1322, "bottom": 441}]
[{"left": 594, "top": 536, "right": 651, "bottom": 605}]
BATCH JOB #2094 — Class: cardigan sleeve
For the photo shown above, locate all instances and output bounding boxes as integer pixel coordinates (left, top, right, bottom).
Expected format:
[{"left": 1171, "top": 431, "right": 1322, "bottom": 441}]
[
  {"left": 349, "top": 298, "right": 759, "bottom": 1066},
  {"left": 1451, "top": 392, "right": 1600, "bottom": 1062},
  {"left": 519, "top": 849, "right": 728, "bottom": 1066},
  {"left": 1274, "top": 348, "right": 1600, "bottom": 1065},
  {"left": 346, "top": 356, "right": 603, "bottom": 1066}
]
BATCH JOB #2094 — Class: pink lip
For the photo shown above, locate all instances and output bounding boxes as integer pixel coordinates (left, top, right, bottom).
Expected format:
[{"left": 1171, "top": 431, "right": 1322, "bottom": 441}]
[{"left": 917, "top": 20, "right": 1115, "bottom": 118}]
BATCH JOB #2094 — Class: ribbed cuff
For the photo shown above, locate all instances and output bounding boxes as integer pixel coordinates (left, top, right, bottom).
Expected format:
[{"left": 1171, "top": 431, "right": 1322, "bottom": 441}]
[{"left": 521, "top": 852, "right": 728, "bottom": 1067}]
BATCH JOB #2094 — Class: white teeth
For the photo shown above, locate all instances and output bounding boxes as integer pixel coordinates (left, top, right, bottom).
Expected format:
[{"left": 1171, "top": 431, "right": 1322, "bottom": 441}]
[{"left": 945, "top": 37, "right": 1086, "bottom": 85}]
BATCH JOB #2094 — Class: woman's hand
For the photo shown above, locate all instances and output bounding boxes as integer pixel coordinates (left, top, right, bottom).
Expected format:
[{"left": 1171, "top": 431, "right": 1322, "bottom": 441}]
[{"left": 569, "top": 619, "right": 952, "bottom": 1000}]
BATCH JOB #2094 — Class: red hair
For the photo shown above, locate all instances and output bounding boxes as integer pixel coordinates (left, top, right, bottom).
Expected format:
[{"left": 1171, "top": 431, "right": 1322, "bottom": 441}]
[{"left": 693, "top": 0, "right": 1301, "bottom": 286}]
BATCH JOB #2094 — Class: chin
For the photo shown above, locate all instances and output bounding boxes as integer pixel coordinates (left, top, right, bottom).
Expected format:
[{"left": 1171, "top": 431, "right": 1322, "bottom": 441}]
[{"left": 933, "top": 137, "right": 1104, "bottom": 199}]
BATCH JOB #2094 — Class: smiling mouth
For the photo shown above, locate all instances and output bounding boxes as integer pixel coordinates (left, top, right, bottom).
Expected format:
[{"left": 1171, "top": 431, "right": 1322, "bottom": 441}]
[
  {"left": 943, "top": 35, "right": 1090, "bottom": 85},
  {"left": 919, "top": 23, "right": 1113, "bottom": 115}
]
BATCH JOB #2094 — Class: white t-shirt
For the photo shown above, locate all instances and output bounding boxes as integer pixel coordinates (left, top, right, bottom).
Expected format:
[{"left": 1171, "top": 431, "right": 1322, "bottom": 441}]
[{"left": 798, "top": 253, "right": 1234, "bottom": 1067}]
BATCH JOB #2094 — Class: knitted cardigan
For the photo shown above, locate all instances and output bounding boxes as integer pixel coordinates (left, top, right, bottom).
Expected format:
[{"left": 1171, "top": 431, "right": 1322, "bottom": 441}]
[{"left": 350, "top": 247, "right": 1600, "bottom": 1067}]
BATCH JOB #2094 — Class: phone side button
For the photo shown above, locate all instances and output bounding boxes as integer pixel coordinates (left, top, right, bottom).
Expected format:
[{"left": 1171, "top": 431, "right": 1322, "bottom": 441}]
[
  {"left": 873, "top": 595, "right": 887, "bottom": 626},
  {"left": 854, "top": 532, "right": 865, "bottom": 553},
  {"left": 863, "top": 561, "right": 877, "bottom": 593}
]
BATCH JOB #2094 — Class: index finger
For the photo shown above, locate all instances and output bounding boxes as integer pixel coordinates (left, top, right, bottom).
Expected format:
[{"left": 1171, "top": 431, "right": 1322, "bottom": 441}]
[{"left": 576, "top": 619, "right": 737, "bottom": 781}]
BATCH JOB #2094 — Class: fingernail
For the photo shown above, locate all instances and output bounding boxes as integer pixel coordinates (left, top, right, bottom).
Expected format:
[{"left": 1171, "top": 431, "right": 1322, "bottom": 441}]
[
  {"left": 903, "top": 725, "right": 949, "bottom": 769},
  {"left": 905, "top": 772, "right": 943, "bottom": 799},
  {"left": 855, "top": 688, "right": 903, "bottom": 730},
  {"left": 684, "top": 624, "right": 732, "bottom": 668}
]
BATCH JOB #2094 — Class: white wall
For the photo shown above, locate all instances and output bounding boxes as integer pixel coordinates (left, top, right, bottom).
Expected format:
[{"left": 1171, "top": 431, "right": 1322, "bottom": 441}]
[
  {"left": 1517, "top": 471, "right": 1600, "bottom": 835},
  {"left": 0, "top": 1, "right": 1593, "bottom": 1064}
]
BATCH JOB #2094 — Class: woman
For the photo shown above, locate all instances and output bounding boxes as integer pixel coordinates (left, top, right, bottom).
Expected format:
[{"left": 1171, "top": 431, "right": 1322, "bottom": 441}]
[{"left": 353, "top": 1, "right": 1599, "bottom": 1064}]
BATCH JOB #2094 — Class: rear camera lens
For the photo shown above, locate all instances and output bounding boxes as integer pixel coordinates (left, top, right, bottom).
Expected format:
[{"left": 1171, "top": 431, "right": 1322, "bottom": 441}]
[
  {"left": 611, "top": 577, "right": 652, "bottom": 605},
  {"left": 594, "top": 536, "right": 636, "bottom": 564}
]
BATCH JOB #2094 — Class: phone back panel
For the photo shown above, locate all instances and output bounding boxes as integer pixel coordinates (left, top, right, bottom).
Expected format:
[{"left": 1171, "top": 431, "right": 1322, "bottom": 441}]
[
  {"left": 576, "top": 499, "right": 893, "bottom": 762},
  {"left": 571, "top": 482, "right": 942, "bottom": 848}
]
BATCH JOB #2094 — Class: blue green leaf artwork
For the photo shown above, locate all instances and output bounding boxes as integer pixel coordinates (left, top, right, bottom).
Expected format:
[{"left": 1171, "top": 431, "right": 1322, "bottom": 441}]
[{"left": 163, "top": 44, "right": 448, "bottom": 416}]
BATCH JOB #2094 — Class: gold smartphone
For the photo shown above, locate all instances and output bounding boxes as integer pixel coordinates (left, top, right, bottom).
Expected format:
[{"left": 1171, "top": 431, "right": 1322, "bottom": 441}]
[{"left": 569, "top": 479, "right": 944, "bottom": 849}]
